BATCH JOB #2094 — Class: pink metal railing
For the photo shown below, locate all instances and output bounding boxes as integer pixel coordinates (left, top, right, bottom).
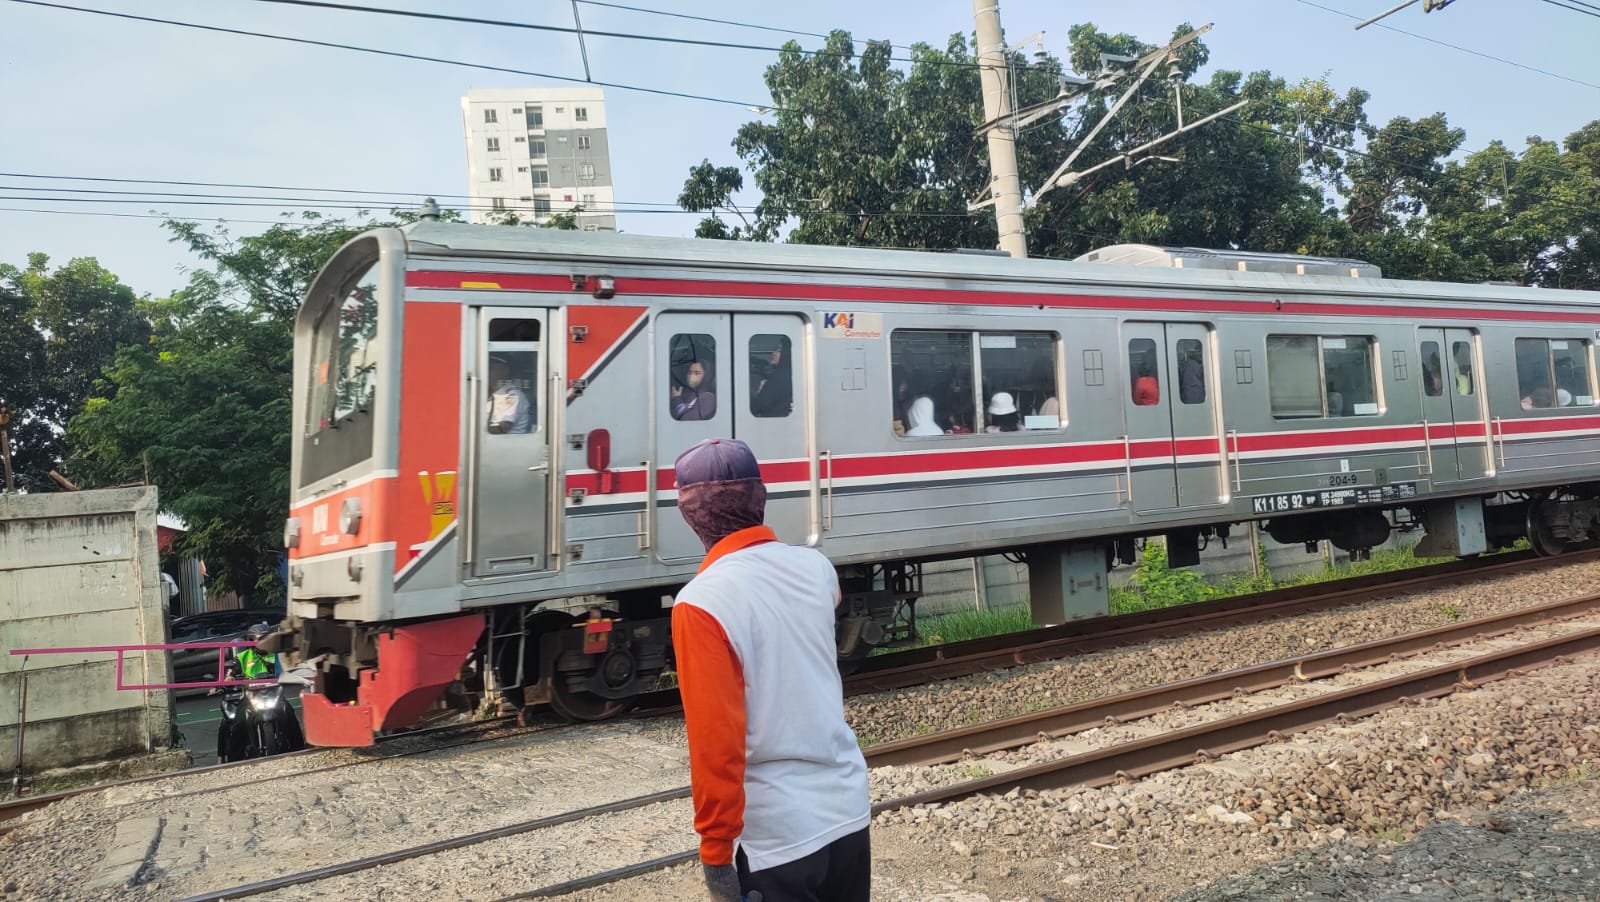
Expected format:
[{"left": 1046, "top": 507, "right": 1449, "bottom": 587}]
[{"left": 8, "top": 641, "right": 278, "bottom": 691}]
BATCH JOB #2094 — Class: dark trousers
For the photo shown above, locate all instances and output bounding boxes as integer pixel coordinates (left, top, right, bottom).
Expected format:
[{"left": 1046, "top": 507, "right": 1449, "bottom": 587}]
[{"left": 736, "top": 827, "right": 871, "bottom": 902}]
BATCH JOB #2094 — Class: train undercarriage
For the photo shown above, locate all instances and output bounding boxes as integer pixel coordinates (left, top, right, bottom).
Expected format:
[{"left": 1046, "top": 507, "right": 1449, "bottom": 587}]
[{"left": 277, "top": 484, "right": 1600, "bottom": 741}]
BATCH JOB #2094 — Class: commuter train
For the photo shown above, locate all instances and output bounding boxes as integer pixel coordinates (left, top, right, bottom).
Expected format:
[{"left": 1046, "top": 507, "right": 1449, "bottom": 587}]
[{"left": 274, "top": 221, "right": 1600, "bottom": 746}]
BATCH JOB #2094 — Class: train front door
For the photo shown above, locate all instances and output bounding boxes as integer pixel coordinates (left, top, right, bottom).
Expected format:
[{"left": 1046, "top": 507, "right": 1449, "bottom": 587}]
[
  {"left": 1123, "top": 322, "right": 1223, "bottom": 513},
  {"left": 654, "top": 313, "right": 813, "bottom": 564},
  {"left": 470, "top": 308, "right": 552, "bottom": 577},
  {"left": 1417, "top": 328, "right": 1490, "bottom": 483}
]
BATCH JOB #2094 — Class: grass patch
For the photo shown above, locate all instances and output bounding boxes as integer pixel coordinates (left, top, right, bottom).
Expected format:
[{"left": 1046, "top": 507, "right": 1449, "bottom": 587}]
[{"left": 897, "top": 540, "right": 1474, "bottom": 651}]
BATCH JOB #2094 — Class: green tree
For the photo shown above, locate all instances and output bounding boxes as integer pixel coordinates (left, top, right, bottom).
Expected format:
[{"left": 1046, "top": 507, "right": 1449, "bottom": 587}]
[
  {"left": 66, "top": 213, "right": 382, "bottom": 597},
  {"left": 0, "top": 254, "right": 149, "bottom": 492}
]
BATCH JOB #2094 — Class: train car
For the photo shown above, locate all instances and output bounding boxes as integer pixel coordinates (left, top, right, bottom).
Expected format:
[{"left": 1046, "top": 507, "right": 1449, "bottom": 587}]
[{"left": 273, "top": 220, "right": 1600, "bottom": 747}]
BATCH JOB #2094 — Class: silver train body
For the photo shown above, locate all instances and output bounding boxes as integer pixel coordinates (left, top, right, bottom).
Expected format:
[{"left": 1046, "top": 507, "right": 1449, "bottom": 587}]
[{"left": 280, "top": 222, "right": 1600, "bottom": 744}]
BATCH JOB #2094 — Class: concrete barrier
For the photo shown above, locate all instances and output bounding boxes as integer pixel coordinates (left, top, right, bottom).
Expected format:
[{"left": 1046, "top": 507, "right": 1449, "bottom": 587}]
[{"left": 0, "top": 487, "right": 176, "bottom": 774}]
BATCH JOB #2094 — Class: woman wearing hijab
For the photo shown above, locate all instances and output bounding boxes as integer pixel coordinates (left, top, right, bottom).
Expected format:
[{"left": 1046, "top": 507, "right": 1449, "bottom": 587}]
[
  {"left": 904, "top": 396, "right": 944, "bottom": 436},
  {"left": 672, "top": 359, "right": 718, "bottom": 420}
]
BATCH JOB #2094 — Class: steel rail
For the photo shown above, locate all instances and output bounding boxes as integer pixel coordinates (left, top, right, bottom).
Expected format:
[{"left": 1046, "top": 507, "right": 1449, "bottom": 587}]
[
  {"left": 0, "top": 712, "right": 514, "bottom": 827},
  {"left": 171, "top": 786, "right": 693, "bottom": 902},
  {"left": 497, "top": 625, "right": 1600, "bottom": 897},
  {"left": 164, "top": 602, "right": 1600, "bottom": 901},
  {"left": 844, "top": 548, "right": 1599, "bottom": 694},
  {"left": 865, "top": 591, "right": 1600, "bottom": 767},
  {"left": 873, "top": 625, "right": 1600, "bottom": 813}
]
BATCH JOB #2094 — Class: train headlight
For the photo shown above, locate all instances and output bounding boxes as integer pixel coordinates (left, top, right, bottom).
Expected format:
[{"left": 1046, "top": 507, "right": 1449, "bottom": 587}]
[
  {"left": 339, "top": 497, "right": 362, "bottom": 535},
  {"left": 591, "top": 276, "right": 615, "bottom": 299},
  {"left": 284, "top": 516, "right": 301, "bottom": 549}
]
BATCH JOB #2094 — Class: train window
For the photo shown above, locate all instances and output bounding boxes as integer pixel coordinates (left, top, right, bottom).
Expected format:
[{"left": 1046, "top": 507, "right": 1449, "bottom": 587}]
[
  {"left": 1082, "top": 349, "right": 1105, "bottom": 387},
  {"left": 748, "top": 335, "right": 792, "bottom": 418},
  {"left": 1321, "top": 336, "right": 1378, "bottom": 417},
  {"left": 1267, "top": 335, "right": 1379, "bottom": 418},
  {"left": 1128, "top": 338, "right": 1160, "bottom": 406},
  {"left": 668, "top": 334, "right": 718, "bottom": 421},
  {"left": 1176, "top": 339, "right": 1206, "bottom": 404},
  {"left": 1516, "top": 338, "right": 1595, "bottom": 409},
  {"left": 1420, "top": 341, "right": 1444, "bottom": 397},
  {"left": 309, "top": 261, "right": 380, "bottom": 434},
  {"left": 979, "top": 332, "right": 1058, "bottom": 430},
  {"left": 486, "top": 318, "right": 539, "bottom": 435},
  {"left": 1451, "top": 342, "right": 1475, "bottom": 396},
  {"left": 890, "top": 331, "right": 973, "bottom": 436}
]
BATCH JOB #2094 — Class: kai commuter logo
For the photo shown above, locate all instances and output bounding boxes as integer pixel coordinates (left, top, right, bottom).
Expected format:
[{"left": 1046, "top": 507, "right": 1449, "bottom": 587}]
[{"left": 821, "top": 311, "right": 884, "bottom": 340}]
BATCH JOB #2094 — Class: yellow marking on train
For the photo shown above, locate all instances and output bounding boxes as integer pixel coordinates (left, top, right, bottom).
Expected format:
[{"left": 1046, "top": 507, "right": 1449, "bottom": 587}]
[{"left": 460, "top": 280, "right": 502, "bottom": 289}]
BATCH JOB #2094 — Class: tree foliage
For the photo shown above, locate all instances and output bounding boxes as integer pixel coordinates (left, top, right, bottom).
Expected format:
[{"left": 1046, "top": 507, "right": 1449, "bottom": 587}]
[
  {"left": 65, "top": 213, "right": 384, "bottom": 597},
  {"left": 680, "top": 22, "right": 1600, "bottom": 290},
  {"left": 0, "top": 254, "right": 149, "bottom": 492}
]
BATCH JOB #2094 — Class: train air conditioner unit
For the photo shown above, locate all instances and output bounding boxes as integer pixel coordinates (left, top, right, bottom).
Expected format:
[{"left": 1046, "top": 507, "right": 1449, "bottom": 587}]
[{"left": 1075, "top": 244, "right": 1381, "bottom": 279}]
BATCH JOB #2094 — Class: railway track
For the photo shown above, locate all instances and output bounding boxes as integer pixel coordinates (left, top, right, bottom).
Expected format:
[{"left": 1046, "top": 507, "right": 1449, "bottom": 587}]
[
  {"left": 170, "top": 589, "right": 1600, "bottom": 901},
  {"left": 0, "top": 548, "right": 1586, "bottom": 831}
]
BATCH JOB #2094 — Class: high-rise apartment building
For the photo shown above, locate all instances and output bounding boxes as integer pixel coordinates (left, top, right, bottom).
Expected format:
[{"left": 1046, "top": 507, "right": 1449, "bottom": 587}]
[{"left": 461, "top": 87, "right": 616, "bottom": 231}]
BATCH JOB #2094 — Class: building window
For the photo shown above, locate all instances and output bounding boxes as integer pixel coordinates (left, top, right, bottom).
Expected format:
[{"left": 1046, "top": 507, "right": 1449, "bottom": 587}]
[
  {"left": 531, "top": 169, "right": 550, "bottom": 188},
  {"left": 1267, "top": 334, "right": 1380, "bottom": 418},
  {"left": 749, "top": 335, "right": 793, "bottom": 417},
  {"left": 1515, "top": 337, "right": 1594, "bottom": 408},
  {"left": 518, "top": 196, "right": 532, "bottom": 201},
  {"left": 889, "top": 330, "right": 1058, "bottom": 437},
  {"left": 529, "top": 139, "right": 546, "bottom": 158},
  {"left": 517, "top": 166, "right": 528, "bottom": 173},
  {"left": 579, "top": 162, "right": 596, "bottom": 181},
  {"left": 488, "top": 167, "right": 503, "bottom": 182},
  {"left": 582, "top": 192, "right": 596, "bottom": 206},
  {"left": 533, "top": 198, "right": 552, "bottom": 214},
  {"left": 514, "top": 136, "right": 526, "bottom": 143},
  {"left": 511, "top": 107, "right": 522, "bottom": 114},
  {"left": 574, "top": 106, "right": 587, "bottom": 121},
  {"left": 486, "top": 137, "right": 500, "bottom": 153},
  {"left": 577, "top": 135, "right": 591, "bottom": 150},
  {"left": 490, "top": 197, "right": 506, "bottom": 212},
  {"left": 582, "top": 223, "right": 599, "bottom": 231},
  {"left": 484, "top": 108, "right": 497, "bottom": 124},
  {"left": 526, "top": 106, "right": 543, "bottom": 129}
]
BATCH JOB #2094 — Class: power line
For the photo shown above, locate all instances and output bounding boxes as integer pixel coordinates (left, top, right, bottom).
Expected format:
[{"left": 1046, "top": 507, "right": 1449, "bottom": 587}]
[
  {"left": 6, "top": 0, "right": 775, "bottom": 108},
  {"left": 1288, "top": 0, "right": 1600, "bottom": 91},
  {"left": 1536, "top": 0, "right": 1600, "bottom": 18},
  {"left": 237, "top": 0, "right": 991, "bottom": 71}
]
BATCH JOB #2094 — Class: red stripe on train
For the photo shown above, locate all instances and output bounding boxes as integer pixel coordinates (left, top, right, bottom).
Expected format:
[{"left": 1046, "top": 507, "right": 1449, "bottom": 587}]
[{"left": 406, "top": 270, "right": 1600, "bottom": 324}]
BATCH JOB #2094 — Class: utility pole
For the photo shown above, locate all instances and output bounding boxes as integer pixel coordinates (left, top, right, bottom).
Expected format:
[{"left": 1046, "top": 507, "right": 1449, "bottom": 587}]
[{"left": 972, "top": 0, "right": 1028, "bottom": 259}]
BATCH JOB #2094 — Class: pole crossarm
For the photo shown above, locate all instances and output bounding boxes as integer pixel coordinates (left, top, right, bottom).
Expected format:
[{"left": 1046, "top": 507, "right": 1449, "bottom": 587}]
[{"left": 1052, "top": 99, "right": 1249, "bottom": 189}]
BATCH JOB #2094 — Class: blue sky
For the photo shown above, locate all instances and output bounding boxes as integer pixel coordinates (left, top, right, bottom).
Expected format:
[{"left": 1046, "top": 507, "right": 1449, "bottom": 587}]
[{"left": 1, "top": 0, "right": 1595, "bottom": 297}]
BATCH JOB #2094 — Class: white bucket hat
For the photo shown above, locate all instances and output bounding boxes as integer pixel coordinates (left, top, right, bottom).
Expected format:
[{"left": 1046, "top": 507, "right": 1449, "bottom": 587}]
[{"left": 987, "top": 392, "right": 1017, "bottom": 416}]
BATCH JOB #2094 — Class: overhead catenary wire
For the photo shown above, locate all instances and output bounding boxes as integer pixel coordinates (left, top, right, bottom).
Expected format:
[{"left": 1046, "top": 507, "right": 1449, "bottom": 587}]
[
  {"left": 1288, "top": 0, "right": 1600, "bottom": 91},
  {"left": 1535, "top": 0, "right": 1600, "bottom": 18},
  {"left": 5, "top": 0, "right": 776, "bottom": 109}
]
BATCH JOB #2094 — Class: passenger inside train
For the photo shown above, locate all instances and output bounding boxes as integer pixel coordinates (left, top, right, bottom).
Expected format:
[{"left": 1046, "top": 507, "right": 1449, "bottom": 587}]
[{"left": 669, "top": 333, "right": 719, "bottom": 421}]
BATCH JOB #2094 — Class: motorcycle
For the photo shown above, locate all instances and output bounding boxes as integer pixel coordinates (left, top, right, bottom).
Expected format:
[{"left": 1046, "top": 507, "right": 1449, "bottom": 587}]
[{"left": 216, "top": 660, "right": 306, "bottom": 762}]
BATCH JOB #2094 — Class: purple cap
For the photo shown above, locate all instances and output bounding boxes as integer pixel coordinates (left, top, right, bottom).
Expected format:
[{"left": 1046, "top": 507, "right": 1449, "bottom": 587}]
[{"left": 674, "top": 438, "right": 761, "bottom": 487}]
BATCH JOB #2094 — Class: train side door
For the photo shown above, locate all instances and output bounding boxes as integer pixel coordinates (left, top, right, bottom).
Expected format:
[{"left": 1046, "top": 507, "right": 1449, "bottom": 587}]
[
  {"left": 733, "top": 315, "right": 813, "bottom": 545},
  {"left": 1123, "top": 322, "right": 1222, "bottom": 513},
  {"left": 470, "top": 309, "right": 551, "bottom": 577},
  {"left": 1426, "top": 328, "right": 1490, "bottom": 482},
  {"left": 655, "top": 313, "right": 733, "bottom": 563},
  {"left": 1417, "top": 330, "right": 1459, "bottom": 484}
]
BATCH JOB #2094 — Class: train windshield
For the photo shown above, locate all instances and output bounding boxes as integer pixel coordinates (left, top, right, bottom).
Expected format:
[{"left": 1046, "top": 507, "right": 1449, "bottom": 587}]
[{"left": 301, "top": 242, "right": 383, "bottom": 485}]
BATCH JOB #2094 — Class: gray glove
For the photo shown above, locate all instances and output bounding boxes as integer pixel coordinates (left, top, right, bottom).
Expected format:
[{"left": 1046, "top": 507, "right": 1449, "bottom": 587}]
[{"left": 703, "top": 863, "right": 742, "bottom": 902}]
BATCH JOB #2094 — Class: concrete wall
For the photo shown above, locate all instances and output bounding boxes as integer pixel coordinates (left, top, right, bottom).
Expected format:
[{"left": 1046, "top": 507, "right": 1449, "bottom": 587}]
[
  {"left": 0, "top": 487, "right": 175, "bottom": 774},
  {"left": 916, "top": 528, "right": 1410, "bottom": 617}
]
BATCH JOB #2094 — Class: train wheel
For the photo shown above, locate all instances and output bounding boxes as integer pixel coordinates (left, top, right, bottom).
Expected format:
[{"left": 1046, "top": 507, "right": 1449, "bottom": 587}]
[
  {"left": 1527, "top": 496, "right": 1573, "bottom": 557},
  {"left": 547, "top": 612, "right": 640, "bottom": 722}
]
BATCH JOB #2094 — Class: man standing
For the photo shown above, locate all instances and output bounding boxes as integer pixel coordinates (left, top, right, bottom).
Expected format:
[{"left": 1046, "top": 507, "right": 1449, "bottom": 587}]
[{"left": 670, "top": 438, "right": 871, "bottom": 902}]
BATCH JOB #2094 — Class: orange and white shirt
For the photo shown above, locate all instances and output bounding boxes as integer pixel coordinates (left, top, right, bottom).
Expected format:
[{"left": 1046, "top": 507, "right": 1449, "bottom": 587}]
[{"left": 670, "top": 526, "right": 871, "bottom": 872}]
